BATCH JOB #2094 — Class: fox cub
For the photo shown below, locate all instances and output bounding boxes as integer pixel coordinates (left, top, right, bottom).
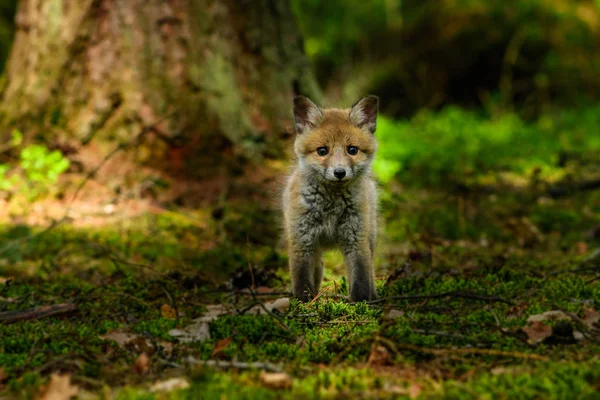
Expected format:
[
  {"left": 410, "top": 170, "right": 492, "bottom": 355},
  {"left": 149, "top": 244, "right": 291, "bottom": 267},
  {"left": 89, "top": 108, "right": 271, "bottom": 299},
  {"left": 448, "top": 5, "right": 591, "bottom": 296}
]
[{"left": 283, "top": 95, "right": 379, "bottom": 302}]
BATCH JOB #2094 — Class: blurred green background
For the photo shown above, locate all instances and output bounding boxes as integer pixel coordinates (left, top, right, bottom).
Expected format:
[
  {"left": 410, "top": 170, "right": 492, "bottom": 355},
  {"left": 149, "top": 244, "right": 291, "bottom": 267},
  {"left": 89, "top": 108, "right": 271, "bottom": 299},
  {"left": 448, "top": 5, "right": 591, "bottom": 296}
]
[{"left": 289, "top": 0, "right": 600, "bottom": 191}]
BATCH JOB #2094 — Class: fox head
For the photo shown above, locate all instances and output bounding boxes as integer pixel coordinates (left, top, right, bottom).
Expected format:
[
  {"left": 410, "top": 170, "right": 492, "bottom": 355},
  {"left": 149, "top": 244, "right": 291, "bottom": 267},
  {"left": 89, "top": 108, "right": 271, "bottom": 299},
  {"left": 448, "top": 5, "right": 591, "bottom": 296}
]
[{"left": 292, "top": 95, "right": 379, "bottom": 184}]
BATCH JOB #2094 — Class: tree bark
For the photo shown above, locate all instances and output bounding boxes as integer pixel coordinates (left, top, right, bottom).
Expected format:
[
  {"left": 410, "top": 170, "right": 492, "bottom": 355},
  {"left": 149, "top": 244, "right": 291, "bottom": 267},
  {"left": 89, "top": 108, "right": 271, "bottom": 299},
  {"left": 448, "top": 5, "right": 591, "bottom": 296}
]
[{"left": 0, "top": 0, "right": 319, "bottom": 172}]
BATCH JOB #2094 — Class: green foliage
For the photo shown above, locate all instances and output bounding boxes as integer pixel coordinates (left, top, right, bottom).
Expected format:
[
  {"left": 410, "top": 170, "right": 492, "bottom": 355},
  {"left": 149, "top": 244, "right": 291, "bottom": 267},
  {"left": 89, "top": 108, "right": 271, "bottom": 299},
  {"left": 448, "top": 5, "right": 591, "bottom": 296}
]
[
  {"left": 373, "top": 106, "right": 600, "bottom": 185},
  {"left": 0, "top": 131, "right": 70, "bottom": 201}
]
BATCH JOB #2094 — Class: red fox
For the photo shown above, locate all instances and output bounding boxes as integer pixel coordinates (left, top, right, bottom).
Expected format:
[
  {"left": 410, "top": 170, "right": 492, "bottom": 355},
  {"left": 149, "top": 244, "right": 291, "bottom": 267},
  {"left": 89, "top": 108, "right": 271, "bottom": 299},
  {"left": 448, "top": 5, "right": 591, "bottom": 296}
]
[{"left": 283, "top": 95, "right": 379, "bottom": 302}]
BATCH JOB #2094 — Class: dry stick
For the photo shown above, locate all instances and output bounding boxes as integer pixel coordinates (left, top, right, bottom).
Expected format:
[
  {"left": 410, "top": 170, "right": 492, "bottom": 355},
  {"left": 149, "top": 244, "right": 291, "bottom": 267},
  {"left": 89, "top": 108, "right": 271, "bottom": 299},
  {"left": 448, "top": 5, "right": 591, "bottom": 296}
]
[
  {"left": 244, "top": 287, "right": 292, "bottom": 332},
  {"left": 365, "top": 291, "right": 514, "bottom": 306},
  {"left": 236, "top": 291, "right": 293, "bottom": 297},
  {"left": 186, "top": 357, "right": 283, "bottom": 373},
  {"left": 0, "top": 303, "right": 77, "bottom": 324},
  {"left": 377, "top": 336, "right": 549, "bottom": 362}
]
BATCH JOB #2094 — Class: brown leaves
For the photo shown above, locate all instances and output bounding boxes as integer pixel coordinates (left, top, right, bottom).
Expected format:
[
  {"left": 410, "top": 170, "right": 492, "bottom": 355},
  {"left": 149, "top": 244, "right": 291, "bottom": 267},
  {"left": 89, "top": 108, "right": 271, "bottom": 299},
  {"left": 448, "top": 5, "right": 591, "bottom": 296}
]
[
  {"left": 368, "top": 345, "right": 392, "bottom": 366},
  {"left": 161, "top": 304, "right": 177, "bottom": 319},
  {"left": 100, "top": 330, "right": 154, "bottom": 354},
  {"left": 521, "top": 308, "right": 600, "bottom": 344},
  {"left": 245, "top": 298, "right": 290, "bottom": 315},
  {"left": 168, "top": 299, "right": 290, "bottom": 343},
  {"left": 383, "top": 309, "right": 405, "bottom": 320},
  {"left": 133, "top": 353, "right": 150, "bottom": 374},
  {"left": 583, "top": 307, "right": 600, "bottom": 328},
  {"left": 522, "top": 321, "right": 553, "bottom": 344},
  {"left": 35, "top": 374, "right": 78, "bottom": 400},
  {"left": 212, "top": 337, "right": 233, "bottom": 357},
  {"left": 168, "top": 304, "right": 230, "bottom": 343},
  {"left": 259, "top": 371, "right": 292, "bottom": 390}
]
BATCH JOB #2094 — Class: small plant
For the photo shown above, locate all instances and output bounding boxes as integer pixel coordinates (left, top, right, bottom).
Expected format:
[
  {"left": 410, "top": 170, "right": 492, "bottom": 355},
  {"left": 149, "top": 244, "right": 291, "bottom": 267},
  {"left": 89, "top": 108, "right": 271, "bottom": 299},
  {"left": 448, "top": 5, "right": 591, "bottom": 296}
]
[{"left": 0, "top": 131, "right": 70, "bottom": 202}]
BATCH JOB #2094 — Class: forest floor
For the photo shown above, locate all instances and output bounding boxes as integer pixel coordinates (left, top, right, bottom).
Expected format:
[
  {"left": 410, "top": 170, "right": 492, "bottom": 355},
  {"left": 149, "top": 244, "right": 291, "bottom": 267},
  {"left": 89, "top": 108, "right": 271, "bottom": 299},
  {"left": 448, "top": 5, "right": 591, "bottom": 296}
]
[{"left": 1, "top": 179, "right": 600, "bottom": 399}]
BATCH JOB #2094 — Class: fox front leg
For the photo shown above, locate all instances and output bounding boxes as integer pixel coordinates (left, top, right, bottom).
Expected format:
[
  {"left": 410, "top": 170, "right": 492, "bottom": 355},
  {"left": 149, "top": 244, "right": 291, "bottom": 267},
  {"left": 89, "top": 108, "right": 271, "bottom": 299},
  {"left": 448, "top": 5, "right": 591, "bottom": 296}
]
[
  {"left": 289, "top": 245, "right": 322, "bottom": 302},
  {"left": 343, "top": 240, "right": 377, "bottom": 302}
]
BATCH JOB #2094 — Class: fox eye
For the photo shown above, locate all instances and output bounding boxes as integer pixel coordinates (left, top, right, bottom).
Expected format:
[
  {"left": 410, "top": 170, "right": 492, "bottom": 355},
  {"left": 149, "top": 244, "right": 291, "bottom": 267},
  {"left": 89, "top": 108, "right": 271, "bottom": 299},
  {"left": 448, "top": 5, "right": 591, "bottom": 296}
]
[
  {"left": 347, "top": 146, "right": 359, "bottom": 155},
  {"left": 317, "top": 146, "right": 329, "bottom": 156}
]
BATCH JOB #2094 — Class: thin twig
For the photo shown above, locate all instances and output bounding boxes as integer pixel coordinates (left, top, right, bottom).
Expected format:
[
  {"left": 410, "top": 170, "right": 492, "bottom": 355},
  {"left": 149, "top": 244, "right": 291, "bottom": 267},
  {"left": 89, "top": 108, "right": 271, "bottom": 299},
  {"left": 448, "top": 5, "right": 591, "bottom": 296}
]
[
  {"left": 236, "top": 291, "right": 293, "bottom": 297},
  {"left": 0, "top": 303, "right": 77, "bottom": 324},
  {"left": 244, "top": 287, "right": 292, "bottom": 332},
  {"left": 186, "top": 357, "right": 283, "bottom": 372},
  {"left": 377, "top": 336, "right": 548, "bottom": 361},
  {"left": 365, "top": 291, "right": 514, "bottom": 306}
]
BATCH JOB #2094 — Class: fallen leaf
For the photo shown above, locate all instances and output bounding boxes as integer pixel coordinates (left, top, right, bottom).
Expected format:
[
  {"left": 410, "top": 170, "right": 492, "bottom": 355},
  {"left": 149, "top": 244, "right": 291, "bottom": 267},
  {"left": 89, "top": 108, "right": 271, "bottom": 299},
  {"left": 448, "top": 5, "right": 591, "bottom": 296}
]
[
  {"left": 100, "top": 330, "right": 139, "bottom": 347},
  {"left": 100, "top": 330, "right": 153, "bottom": 353},
  {"left": 212, "top": 337, "right": 232, "bottom": 357},
  {"left": 246, "top": 298, "right": 290, "bottom": 315},
  {"left": 161, "top": 304, "right": 177, "bottom": 319},
  {"left": 384, "top": 309, "right": 404, "bottom": 320},
  {"left": 583, "top": 308, "right": 600, "bottom": 328},
  {"left": 527, "top": 310, "right": 571, "bottom": 323},
  {"left": 133, "top": 353, "right": 150, "bottom": 374},
  {"left": 367, "top": 345, "right": 392, "bottom": 366},
  {"left": 36, "top": 374, "right": 78, "bottom": 400},
  {"left": 159, "top": 341, "right": 174, "bottom": 357},
  {"left": 522, "top": 321, "right": 552, "bottom": 344},
  {"left": 168, "top": 304, "right": 231, "bottom": 343},
  {"left": 150, "top": 377, "right": 190, "bottom": 393},
  {"left": 576, "top": 241, "right": 589, "bottom": 255},
  {"left": 409, "top": 383, "right": 422, "bottom": 399},
  {"left": 168, "top": 320, "right": 211, "bottom": 343},
  {"left": 259, "top": 371, "right": 292, "bottom": 390}
]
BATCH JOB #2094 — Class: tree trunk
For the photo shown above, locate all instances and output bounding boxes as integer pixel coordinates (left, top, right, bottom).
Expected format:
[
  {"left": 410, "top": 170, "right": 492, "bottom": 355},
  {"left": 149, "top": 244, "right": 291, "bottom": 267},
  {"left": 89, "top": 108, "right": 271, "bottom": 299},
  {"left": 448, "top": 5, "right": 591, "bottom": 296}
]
[{"left": 0, "top": 0, "right": 319, "bottom": 173}]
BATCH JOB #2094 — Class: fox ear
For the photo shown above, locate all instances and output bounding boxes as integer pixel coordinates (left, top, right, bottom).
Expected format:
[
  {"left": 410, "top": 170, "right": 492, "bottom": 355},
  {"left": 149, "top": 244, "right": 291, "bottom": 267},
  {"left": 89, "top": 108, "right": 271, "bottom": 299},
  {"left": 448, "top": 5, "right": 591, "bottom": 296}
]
[
  {"left": 293, "top": 96, "right": 323, "bottom": 134},
  {"left": 349, "top": 95, "right": 379, "bottom": 134}
]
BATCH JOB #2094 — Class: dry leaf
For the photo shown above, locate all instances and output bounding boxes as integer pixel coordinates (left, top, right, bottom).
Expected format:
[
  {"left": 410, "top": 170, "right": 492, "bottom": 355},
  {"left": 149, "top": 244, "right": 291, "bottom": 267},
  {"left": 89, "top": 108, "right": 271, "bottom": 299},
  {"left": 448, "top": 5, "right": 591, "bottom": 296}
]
[
  {"left": 161, "top": 304, "right": 177, "bottom": 319},
  {"left": 36, "top": 374, "right": 78, "bottom": 400},
  {"left": 168, "top": 304, "right": 231, "bottom": 343},
  {"left": 522, "top": 321, "right": 552, "bottom": 344},
  {"left": 100, "top": 330, "right": 138, "bottom": 347},
  {"left": 367, "top": 345, "right": 392, "bottom": 366},
  {"left": 133, "top": 353, "right": 150, "bottom": 374},
  {"left": 527, "top": 310, "right": 570, "bottom": 323},
  {"left": 246, "top": 298, "right": 290, "bottom": 315},
  {"left": 100, "top": 330, "right": 153, "bottom": 353},
  {"left": 168, "top": 320, "right": 211, "bottom": 343},
  {"left": 583, "top": 308, "right": 600, "bottom": 328},
  {"left": 384, "top": 309, "right": 404, "bottom": 320},
  {"left": 212, "top": 337, "right": 233, "bottom": 357},
  {"left": 576, "top": 241, "right": 589, "bottom": 255},
  {"left": 259, "top": 371, "right": 292, "bottom": 390},
  {"left": 159, "top": 341, "right": 174, "bottom": 357},
  {"left": 409, "top": 383, "right": 422, "bottom": 399},
  {"left": 150, "top": 377, "right": 190, "bottom": 392}
]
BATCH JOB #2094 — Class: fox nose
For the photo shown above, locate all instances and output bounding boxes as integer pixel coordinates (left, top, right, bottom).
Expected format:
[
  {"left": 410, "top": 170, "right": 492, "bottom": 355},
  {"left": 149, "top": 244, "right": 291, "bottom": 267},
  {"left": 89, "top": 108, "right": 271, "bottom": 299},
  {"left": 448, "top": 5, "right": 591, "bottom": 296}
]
[{"left": 333, "top": 168, "right": 346, "bottom": 180}]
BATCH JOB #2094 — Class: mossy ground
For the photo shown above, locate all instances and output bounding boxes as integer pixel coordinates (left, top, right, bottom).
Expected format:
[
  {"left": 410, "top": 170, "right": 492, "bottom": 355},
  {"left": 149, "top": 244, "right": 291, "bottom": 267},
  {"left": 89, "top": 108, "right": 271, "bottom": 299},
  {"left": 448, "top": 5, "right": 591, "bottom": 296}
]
[{"left": 1, "top": 187, "right": 600, "bottom": 399}]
